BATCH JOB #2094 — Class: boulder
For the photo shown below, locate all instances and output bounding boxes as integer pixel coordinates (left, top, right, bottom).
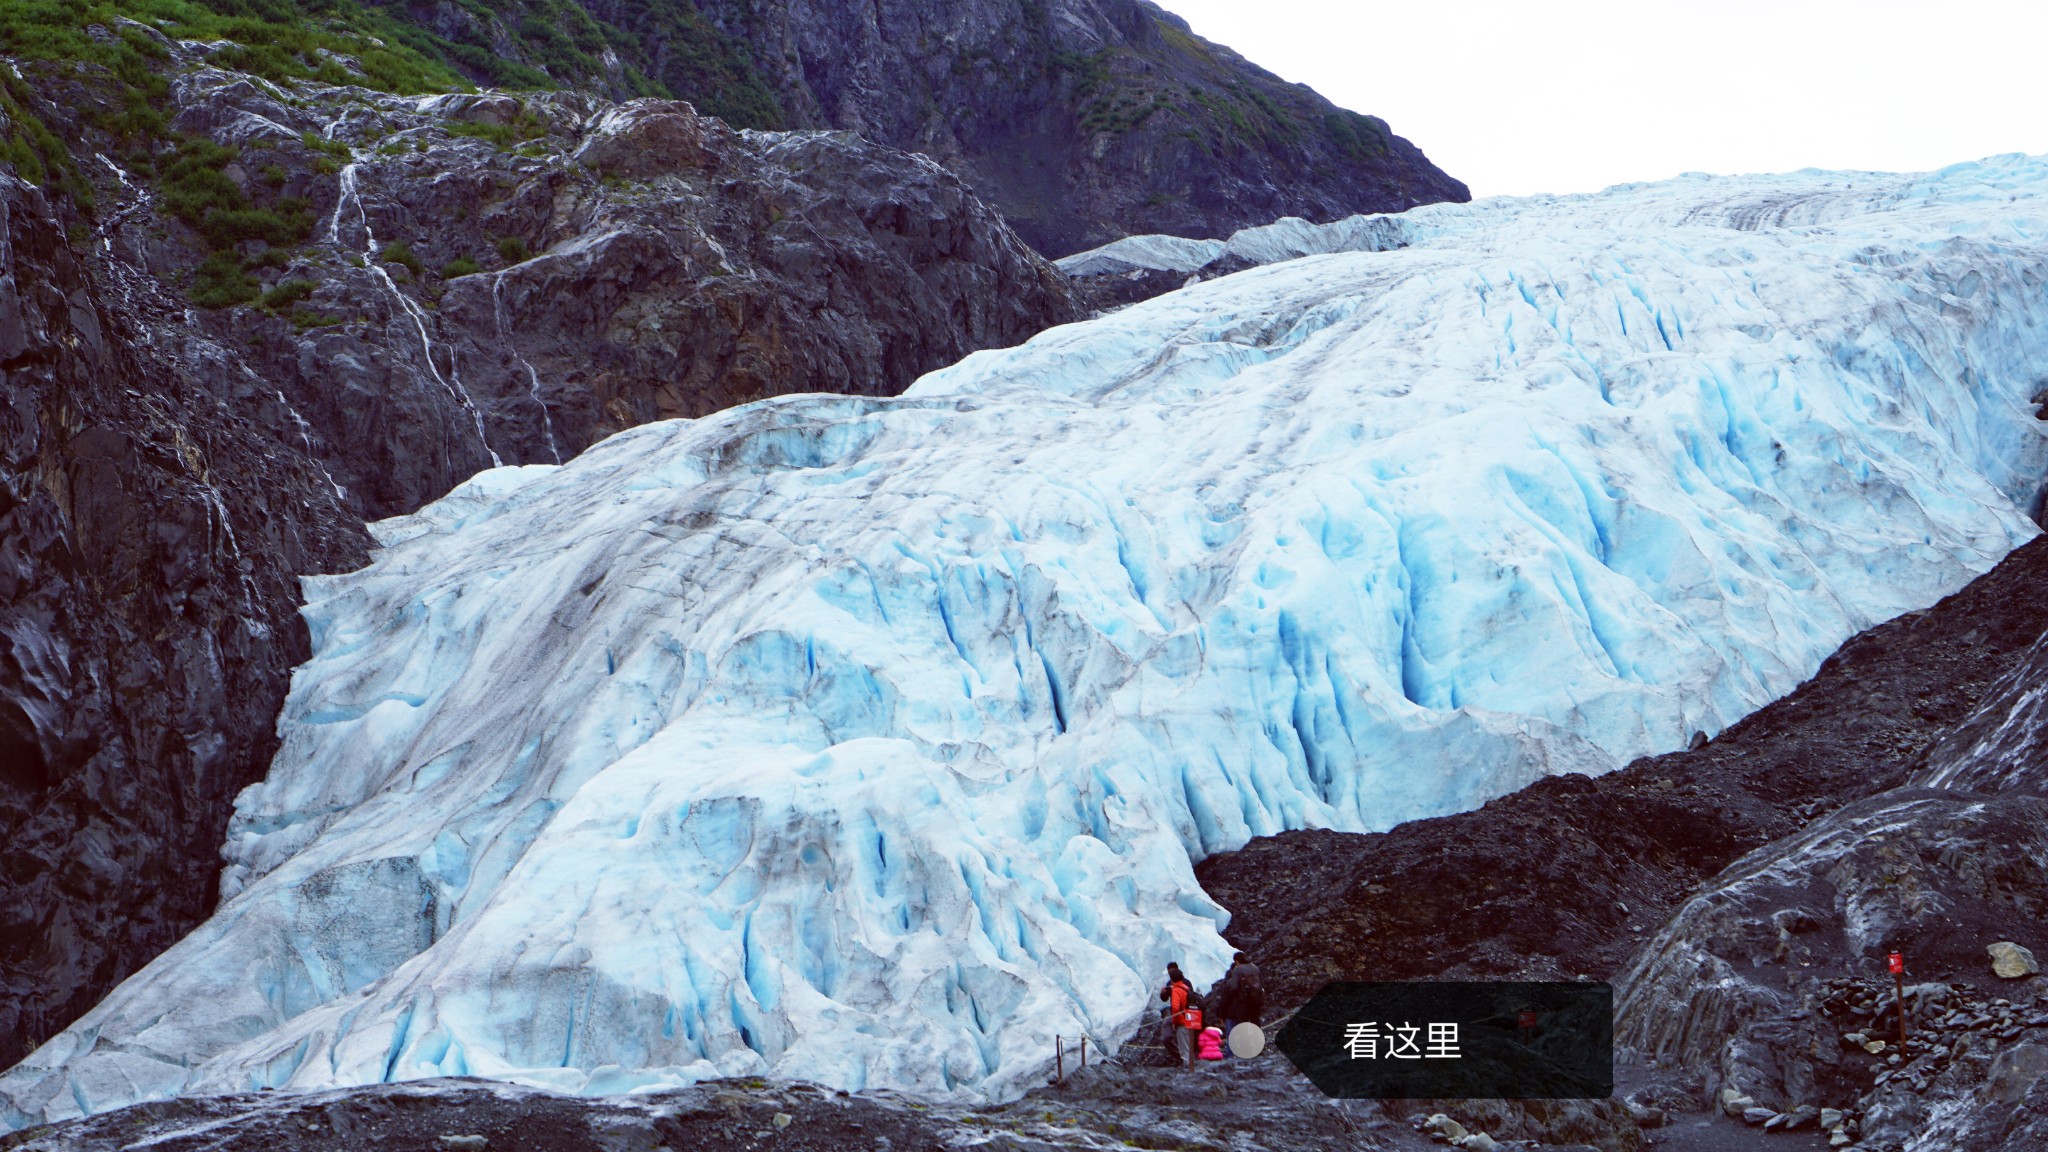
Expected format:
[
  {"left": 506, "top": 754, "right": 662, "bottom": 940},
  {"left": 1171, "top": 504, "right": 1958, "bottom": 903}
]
[
  {"left": 1987, "top": 1044, "right": 2048, "bottom": 1103},
  {"left": 416, "top": 92, "right": 524, "bottom": 127},
  {"left": 574, "top": 100, "right": 710, "bottom": 178},
  {"left": 1990, "top": 941, "right": 2039, "bottom": 979},
  {"left": 1425, "top": 1114, "right": 1469, "bottom": 1142}
]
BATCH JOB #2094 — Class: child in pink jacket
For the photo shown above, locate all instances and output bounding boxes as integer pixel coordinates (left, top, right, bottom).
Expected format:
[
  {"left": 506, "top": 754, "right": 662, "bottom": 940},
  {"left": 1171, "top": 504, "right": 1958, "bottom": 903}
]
[{"left": 1197, "top": 1025, "right": 1225, "bottom": 1061}]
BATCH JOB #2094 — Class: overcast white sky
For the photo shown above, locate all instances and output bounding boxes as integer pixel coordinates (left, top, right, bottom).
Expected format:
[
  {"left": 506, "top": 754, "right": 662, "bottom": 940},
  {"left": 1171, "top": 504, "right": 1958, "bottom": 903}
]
[{"left": 1164, "top": 0, "right": 2048, "bottom": 199}]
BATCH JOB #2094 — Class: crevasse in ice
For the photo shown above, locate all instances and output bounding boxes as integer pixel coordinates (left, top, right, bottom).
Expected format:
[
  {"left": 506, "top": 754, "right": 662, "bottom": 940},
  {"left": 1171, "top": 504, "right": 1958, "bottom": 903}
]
[{"left": 8, "top": 157, "right": 2048, "bottom": 1128}]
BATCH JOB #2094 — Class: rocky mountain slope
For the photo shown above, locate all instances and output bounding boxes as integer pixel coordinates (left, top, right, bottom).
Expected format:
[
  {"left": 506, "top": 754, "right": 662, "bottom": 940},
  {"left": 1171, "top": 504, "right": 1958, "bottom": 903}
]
[
  {"left": 1617, "top": 584, "right": 2048, "bottom": 1152},
  {"left": 0, "top": 31, "right": 1076, "bottom": 1070},
  {"left": 677, "top": 0, "right": 1470, "bottom": 255},
  {"left": 0, "top": 171, "right": 371, "bottom": 1073},
  {"left": 11, "top": 0, "right": 1469, "bottom": 262},
  {"left": 80, "top": 57, "right": 1074, "bottom": 519}
]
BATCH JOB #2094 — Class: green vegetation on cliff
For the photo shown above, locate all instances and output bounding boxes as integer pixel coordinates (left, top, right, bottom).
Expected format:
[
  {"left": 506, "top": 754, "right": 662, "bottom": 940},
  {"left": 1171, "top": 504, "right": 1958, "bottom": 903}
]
[
  {"left": 434, "top": 0, "right": 784, "bottom": 127},
  {"left": 0, "top": 0, "right": 466, "bottom": 96},
  {"left": 0, "top": 0, "right": 782, "bottom": 306},
  {"left": 0, "top": 69, "right": 90, "bottom": 209},
  {"left": 1049, "top": 13, "right": 1391, "bottom": 166},
  {"left": 0, "top": 0, "right": 782, "bottom": 133}
]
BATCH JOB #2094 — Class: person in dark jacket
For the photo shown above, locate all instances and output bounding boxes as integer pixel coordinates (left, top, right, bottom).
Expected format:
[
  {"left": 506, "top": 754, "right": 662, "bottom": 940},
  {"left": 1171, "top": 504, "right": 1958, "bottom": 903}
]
[{"left": 1215, "top": 952, "right": 1266, "bottom": 1053}]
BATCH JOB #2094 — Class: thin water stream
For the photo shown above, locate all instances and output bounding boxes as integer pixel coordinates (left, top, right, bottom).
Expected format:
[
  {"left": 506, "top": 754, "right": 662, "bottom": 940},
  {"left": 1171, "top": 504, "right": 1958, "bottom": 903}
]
[
  {"left": 494, "top": 276, "right": 561, "bottom": 464},
  {"left": 328, "top": 157, "right": 503, "bottom": 469}
]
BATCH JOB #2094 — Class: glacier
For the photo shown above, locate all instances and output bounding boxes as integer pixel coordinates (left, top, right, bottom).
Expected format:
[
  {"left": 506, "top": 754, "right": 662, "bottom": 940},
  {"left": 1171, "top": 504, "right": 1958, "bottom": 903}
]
[
  {"left": 1054, "top": 210, "right": 1410, "bottom": 279},
  {"left": 9, "top": 156, "right": 2048, "bottom": 1128}
]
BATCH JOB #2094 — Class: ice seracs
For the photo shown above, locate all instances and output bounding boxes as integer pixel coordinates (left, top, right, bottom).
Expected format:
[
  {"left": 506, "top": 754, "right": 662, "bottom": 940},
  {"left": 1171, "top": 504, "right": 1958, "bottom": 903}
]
[{"left": 8, "top": 155, "right": 2048, "bottom": 1129}]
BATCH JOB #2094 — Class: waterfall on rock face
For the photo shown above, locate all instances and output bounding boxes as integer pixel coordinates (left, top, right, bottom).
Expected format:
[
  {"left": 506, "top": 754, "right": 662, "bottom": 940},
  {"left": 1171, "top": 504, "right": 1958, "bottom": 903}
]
[
  {"left": 329, "top": 155, "right": 503, "bottom": 469},
  {"left": 273, "top": 391, "right": 349, "bottom": 502},
  {"left": 496, "top": 276, "right": 561, "bottom": 465}
]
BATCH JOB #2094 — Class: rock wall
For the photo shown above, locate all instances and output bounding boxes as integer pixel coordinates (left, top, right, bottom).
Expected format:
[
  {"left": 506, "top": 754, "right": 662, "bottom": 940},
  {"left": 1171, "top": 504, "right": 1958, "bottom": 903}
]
[
  {"left": 150, "top": 73, "right": 1078, "bottom": 519},
  {"left": 0, "top": 172, "right": 370, "bottom": 1070},
  {"left": 1615, "top": 567, "right": 2048, "bottom": 1152},
  {"left": 687, "top": 0, "right": 1470, "bottom": 255}
]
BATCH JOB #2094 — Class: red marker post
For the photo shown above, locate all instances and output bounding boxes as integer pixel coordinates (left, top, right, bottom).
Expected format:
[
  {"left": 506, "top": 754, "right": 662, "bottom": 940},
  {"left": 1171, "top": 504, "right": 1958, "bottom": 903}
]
[{"left": 1888, "top": 951, "right": 1907, "bottom": 1054}]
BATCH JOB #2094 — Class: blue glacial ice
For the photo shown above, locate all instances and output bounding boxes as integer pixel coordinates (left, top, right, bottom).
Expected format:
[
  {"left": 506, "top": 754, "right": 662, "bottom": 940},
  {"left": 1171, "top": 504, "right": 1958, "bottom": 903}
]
[{"left": 8, "top": 156, "right": 2048, "bottom": 1128}]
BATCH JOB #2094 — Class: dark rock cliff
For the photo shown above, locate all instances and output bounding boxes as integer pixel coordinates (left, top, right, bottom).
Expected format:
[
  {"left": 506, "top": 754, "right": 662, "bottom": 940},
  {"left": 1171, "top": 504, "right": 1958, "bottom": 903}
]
[
  {"left": 374, "top": 0, "right": 1472, "bottom": 257},
  {"left": 11, "top": 0, "right": 1471, "bottom": 263},
  {"left": 684, "top": 0, "right": 1470, "bottom": 256},
  {"left": 121, "top": 70, "right": 1077, "bottom": 518},
  {"left": 0, "top": 172, "right": 371, "bottom": 1069}
]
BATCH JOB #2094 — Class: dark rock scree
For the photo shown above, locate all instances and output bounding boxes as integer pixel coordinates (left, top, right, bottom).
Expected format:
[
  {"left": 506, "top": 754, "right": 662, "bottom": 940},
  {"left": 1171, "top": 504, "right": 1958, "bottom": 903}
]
[{"left": 0, "top": 1064, "right": 1455, "bottom": 1152}]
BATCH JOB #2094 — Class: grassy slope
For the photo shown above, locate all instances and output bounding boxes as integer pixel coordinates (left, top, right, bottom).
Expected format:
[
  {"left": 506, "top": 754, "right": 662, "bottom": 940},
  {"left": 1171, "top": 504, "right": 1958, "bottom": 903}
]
[
  {"left": 1065, "top": 14, "right": 1395, "bottom": 166},
  {"left": 0, "top": 0, "right": 778, "bottom": 309},
  {"left": 0, "top": 0, "right": 779, "bottom": 121},
  {"left": 0, "top": 0, "right": 780, "bottom": 197}
]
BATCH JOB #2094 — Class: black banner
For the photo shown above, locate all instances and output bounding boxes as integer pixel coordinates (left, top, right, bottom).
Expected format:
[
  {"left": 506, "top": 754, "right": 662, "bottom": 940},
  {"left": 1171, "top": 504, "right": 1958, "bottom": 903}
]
[{"left": 1276, "top": 981, "right": 1613, "bottom": 1099}]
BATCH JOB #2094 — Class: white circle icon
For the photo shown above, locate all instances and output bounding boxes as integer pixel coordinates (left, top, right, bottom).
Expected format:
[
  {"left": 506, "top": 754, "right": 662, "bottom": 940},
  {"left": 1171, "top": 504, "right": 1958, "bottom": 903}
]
[{"left": 1228, "top": 1022, "right": 1265, "bottom": 1059}]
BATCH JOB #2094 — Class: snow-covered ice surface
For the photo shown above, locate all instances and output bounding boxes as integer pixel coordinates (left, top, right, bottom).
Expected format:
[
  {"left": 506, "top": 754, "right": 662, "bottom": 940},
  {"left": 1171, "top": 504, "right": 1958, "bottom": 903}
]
[
  {"left": 1055, "top": 232, "right": 1228, "bottom": 277},
  {"left": 1056, "top": 211, "right": 1411, "bottom": 277},
  {"left": 11, "top": 157, "right": 2048, "bottom": 1129}
]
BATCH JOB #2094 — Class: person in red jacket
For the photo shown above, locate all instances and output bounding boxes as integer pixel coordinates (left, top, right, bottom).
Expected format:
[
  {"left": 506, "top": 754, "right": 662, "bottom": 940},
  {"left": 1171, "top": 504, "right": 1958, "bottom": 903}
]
[{"left": 1158, "top": 962, "right": 1201, "bottom": 1070}]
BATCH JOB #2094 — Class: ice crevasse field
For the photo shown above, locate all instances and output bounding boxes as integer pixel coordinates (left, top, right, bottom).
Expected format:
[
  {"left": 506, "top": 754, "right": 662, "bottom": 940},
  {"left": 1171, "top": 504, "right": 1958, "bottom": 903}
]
[{"left": 9, "top": 155, "right": 2048, "bottom": 1129}]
